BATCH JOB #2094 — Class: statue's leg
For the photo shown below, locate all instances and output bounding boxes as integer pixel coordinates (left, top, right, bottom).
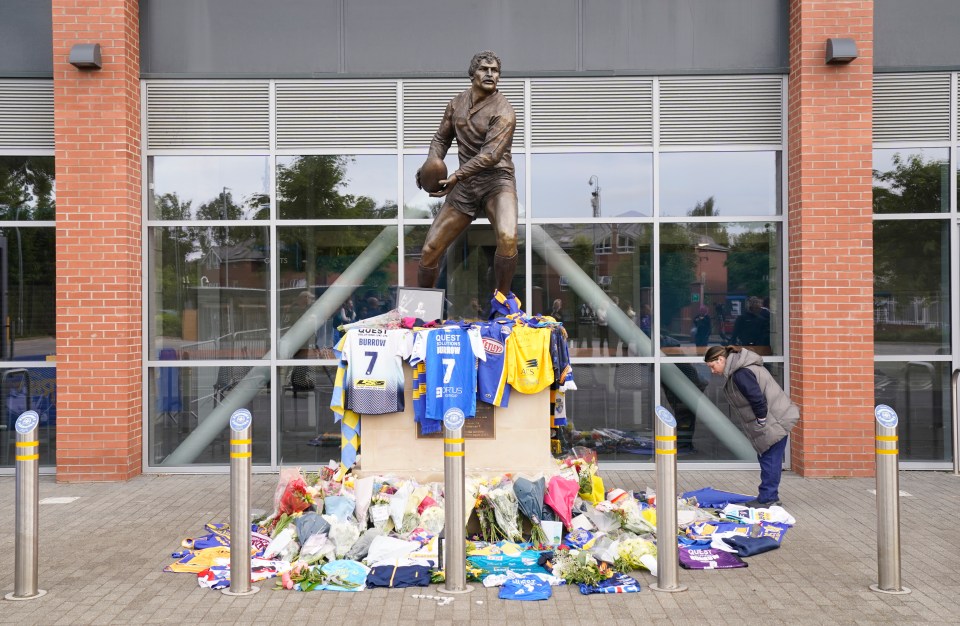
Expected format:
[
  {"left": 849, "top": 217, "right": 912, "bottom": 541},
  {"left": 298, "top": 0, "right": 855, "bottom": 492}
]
[
  {"left": 484, "top": 191, "right": 519, "bottom": 294},
  {"left": 417, "top": 203, "right": 473, "bottom": 288}
]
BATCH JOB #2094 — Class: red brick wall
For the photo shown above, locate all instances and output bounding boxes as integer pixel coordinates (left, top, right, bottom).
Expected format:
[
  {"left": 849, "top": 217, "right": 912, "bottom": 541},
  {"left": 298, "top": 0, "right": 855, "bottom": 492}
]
[
  {"left": 52, "top": 0, "right": 141, "bottom": 481},
  {"left": 787, "top": 0, "right": 875, "bottom": 476}
]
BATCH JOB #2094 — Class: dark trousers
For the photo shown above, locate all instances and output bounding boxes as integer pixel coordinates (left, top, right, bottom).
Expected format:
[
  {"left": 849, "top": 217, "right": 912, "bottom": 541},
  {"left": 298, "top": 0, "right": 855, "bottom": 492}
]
[{"left": 757, "top": 435, "right": 788, "bottom": 503}]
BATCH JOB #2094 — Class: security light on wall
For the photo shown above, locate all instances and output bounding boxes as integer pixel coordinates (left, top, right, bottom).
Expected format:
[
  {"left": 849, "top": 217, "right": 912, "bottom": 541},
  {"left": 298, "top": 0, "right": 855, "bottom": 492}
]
[
  {"left": 825, "top": 38, "right": 858, "bottom": 64},
  {"left": 69, "top": 43, "right": 102, "bottom": 70}
]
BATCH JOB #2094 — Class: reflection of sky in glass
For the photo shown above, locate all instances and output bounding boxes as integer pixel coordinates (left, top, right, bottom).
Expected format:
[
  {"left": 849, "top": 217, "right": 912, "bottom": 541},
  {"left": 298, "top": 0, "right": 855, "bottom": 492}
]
[
  {"left": 279, "top": 155, "right": 396, "bottom": 210},
  {"left": 403, "top": 154, "right": 526, "bottom": 218},
  {"left": 660, "top": 152, "right": 778, "bottom": 217},
  {"left": 150, "top": 156, "right": 269, "bottom": 220},
  {"left": 531, "top": 153, "right": 652, "bottom": 219}
]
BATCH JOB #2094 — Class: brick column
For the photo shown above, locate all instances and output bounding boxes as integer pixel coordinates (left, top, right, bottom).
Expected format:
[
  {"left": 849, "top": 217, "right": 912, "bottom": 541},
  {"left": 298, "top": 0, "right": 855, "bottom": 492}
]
[
  {"left": 787, "top": 0, "right": 874, "bottom": 476},
  {"left": 53, "top": 0, "right": 141, "bottom": 481}
]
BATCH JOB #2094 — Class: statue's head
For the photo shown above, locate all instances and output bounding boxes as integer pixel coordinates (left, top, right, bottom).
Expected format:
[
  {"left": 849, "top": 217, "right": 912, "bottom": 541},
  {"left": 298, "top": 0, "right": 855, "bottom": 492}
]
[{"left": 468, "top": 50, "right": 502, "bottom": 78}]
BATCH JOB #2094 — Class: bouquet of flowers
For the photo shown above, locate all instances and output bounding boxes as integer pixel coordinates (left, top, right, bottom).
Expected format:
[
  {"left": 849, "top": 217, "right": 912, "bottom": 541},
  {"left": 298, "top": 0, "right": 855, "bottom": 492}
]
[
  {"left": 544, "top": 475, "right": 579, "bottom": 529},
  {"left": 486, "top": 478, "right": 522, "bottom": 542},
  {"left": 563, "top": 448, "right": 603, "bottom": 503},
  {"left": 609, "top": 494, "right": 655, "bottom": 535},
  {"left": 324, "top": 516, "right": 361, "bottom": 559},
  {"left": 368, "top": 492, "right": 391, "bottom": 531},
  {"left": 548, "top": 549, "right": 610, "bottom": 586},
  {"left": 513, "top": 476, "right": 549, "bottom": 546},
  {"left": 279, "top": 562, "right": 363, "bottom": 592},
  {"left": 419, "top": 505, "right": 445, "bottom": 534},
  {"left": 473, "top": 482, "right": 505, "bottom": 543},
  {"left": 614, "top": 536, "right": 657, "bottom": 572}
]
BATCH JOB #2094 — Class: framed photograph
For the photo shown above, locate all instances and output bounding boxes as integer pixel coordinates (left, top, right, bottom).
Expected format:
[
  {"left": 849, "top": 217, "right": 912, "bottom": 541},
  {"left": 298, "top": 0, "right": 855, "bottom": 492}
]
[{"left": 396, "top": 287, "right": 446, "bottom": 321}]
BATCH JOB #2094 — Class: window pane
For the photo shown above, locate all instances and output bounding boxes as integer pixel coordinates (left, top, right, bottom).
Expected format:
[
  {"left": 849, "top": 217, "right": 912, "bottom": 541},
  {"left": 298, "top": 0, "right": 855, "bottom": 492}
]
[
  {"left": 531, "top": 153, "right": 652, "bottom": 219},
  {"left": 278, "top": 155, "right": 397, "bottom": 220},
  {"left": 149, "top": 226, "right": 270, "bottom": 359},
  {"left": 278, "top": 365, "right": 340, "bottom": 462},
  {"left": 873, "top": 148, "right": 949, "bottom": 214},
  {"left": 403, "top": 154, "right": 525, "bottom": 219},
  {"left": 873, "top": 219, "right": 950, "bottom": 355},
  {"left": 0, "top": 156, "right": 56, "bottom": 221},
  {"left": 558, "top": 364, "right": 654, "bottom": 462},
  {"left": 149, "top": 156, "right": 270, "bottom": 220},
  {"left": 147, "top": 365, "right": 271, "bottom": 465},
  {"left": 405, "top": 224, "right": 526, "bottom": 319},
  {"left": 6, "top": 227, "right": 55, "bottom": 359},
  {"left": 660, "top": 152, "right": 780, "bottom": 217},
  {"left": 660, "top": 222, "right": 783, "bottom": 357},
  {"left": 531, "top": 224, "right": 653, "bottom": 358},
  {"left": 875, "top": 362, "right": 953, "bottom": 462},
  {"left": 0, "top": 366, "right": 56, "bottom": 467},
  {"left": 278, "top": 225, "right": 398, "bottom": 355}
]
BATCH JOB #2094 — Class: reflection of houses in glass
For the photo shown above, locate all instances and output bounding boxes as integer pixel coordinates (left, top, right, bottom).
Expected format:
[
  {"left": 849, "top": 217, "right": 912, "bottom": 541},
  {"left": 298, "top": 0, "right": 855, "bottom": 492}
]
[
  {"left": 691, "top": 234, "right": 729, "bottom": 332},
  {"left": 539, "top": 223, "right": 650, "bottom": 315},
  {"left": 201, "top": 240, "right": 267, "bottom": 289}
]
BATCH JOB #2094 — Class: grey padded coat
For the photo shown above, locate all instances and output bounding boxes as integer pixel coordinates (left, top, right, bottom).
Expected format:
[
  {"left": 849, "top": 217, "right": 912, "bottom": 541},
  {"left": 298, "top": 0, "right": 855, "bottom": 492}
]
[{"left": 722, "top": 348, "right": 800, "bottom": 455}]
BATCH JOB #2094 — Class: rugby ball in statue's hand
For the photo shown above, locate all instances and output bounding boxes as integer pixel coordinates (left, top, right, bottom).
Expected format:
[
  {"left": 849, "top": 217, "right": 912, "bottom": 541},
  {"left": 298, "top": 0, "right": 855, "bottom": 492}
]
[{"left": 418, "top": 157, "right": 448, "bottom": 193}]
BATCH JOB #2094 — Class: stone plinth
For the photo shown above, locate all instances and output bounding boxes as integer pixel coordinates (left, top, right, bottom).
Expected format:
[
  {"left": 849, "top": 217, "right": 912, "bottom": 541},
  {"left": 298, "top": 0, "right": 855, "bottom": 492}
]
[{"left": 356, "top": 365, "right": 558, "bottom": 482}]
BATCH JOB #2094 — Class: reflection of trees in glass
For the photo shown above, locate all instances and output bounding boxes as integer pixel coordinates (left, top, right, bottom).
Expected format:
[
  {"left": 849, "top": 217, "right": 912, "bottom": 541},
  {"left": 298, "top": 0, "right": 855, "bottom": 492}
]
[
  {"left": 726, "top": 229, "right": 770, "bottom": 300},
  {"left": 686, "top": 196, "right": 729, "bottom": 247},
  {"left": 0, "top": 157, "right": 56, "bottom": 338},
  {"left": 0, "top": 156, "right": 55, "bottom": 220},
  {"left": 659, "top": 225, "right": 697, "bottom": 327},
  {"left": 873, "top": 153, "right": 947, "bottom": 215},
  {"left": 277, "top": 156, "right": 396, "bottom": 292},
  {"left": 873, "top": 154, "right": 948, "bottom": 302}
]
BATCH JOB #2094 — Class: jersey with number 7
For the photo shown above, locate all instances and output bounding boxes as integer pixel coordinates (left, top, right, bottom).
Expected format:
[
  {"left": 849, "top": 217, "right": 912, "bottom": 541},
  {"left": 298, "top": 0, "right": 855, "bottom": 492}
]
[
  {"left": 410, "top": 326, "right": 486, "bottom": 429},
  {"left": 342, "top": 327, "right": 413, "bottom": 415}
]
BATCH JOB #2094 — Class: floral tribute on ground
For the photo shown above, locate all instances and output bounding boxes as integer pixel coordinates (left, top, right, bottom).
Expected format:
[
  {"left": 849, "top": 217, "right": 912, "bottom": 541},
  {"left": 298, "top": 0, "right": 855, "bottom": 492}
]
[{"left": 164, "top": 451, "right": 797, "bottom": 596}]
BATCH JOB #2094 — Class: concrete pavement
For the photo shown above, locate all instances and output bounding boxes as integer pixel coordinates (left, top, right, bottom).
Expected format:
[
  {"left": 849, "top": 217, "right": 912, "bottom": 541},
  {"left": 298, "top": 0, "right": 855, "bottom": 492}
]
[{"left": 0, "top": 469, "right": 957, "bottom": 625}]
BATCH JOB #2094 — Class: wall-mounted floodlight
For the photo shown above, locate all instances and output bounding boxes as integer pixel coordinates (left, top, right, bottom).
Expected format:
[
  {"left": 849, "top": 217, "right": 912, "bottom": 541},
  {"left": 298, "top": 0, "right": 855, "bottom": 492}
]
[
  {"left": 69, "top": 44, "right": 102, "bottom": 70},
  {"left": 825, "top": 38, "right": 858, "bottom": 64}
]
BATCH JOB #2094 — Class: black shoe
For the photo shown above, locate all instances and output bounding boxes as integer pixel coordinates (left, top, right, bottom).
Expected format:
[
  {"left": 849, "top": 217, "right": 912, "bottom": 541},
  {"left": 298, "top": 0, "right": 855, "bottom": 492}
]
[{"left": 743, "top": 498, "right": 781, "bottom": 508}]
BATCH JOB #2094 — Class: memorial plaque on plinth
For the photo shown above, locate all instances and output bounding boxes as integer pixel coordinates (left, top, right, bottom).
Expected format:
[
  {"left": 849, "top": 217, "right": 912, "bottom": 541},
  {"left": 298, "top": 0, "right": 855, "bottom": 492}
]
[{"left": 417, "top": 403, "right": 495, "bottom": 440}]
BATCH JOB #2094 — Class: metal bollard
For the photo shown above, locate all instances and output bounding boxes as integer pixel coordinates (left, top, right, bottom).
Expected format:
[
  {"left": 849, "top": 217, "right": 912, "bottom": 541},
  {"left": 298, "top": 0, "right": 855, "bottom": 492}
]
[
  {"left": 5, "top": 410, "right": 46, "bottom": 601},
  {"left": 869, "top": 405, "right": 910, "bottom": 595},
  {"left": 438, "top": 409, "right": 471, "bottom": 594},
  {"left": 650, "top": 406, "right": 687, "bottom": 593},
  {"left": 222, "top": 409, "right": 259, "bottom": 596},
  {"left": 952, "top": 370, "right": 959, "bottom": 476}
]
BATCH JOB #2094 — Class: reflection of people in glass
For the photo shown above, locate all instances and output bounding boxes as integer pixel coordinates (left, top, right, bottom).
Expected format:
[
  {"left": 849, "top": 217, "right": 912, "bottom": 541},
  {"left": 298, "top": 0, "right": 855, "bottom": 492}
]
[
  {"left": 693, "top": 306, "right": 712, "bottom": 347},
  {"left": 704, "top": 345, "right": 799, "bottom": 507},
  {"left": 549, "top": 298, "right": 564, "bottom": 323},
  {"left": 595, "top": 301, "right": 609, "bottom": 353},
  {"left": 415, "top": 51, "right": 519, "bottom": 302},
  {"left": 729, "top": 296, "right": 770, "bottom": 348},
  {"left": 577, "top": 301, "right": 595, "bottom": 349},
  {"left": 637, "top": 304, "right": 652, "bottom": 337},
  {"left": 332, "top": 298, "right": 356, "bottom": 346},
  {"left": 663, "top": 362, "right": 707, "bottom": 453}
]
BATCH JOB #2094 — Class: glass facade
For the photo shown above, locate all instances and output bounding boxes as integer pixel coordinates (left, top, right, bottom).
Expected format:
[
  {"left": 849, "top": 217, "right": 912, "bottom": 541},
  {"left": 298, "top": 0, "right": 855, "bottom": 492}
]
[
  {"left": 0, "top": 156, "right": 57, "bottom": 468},
  {"left": 139, "top": 75, "right": 958, "bottom": 471},
  {"left": 872, "top": 147, "right": 955, "bottom": 463}
]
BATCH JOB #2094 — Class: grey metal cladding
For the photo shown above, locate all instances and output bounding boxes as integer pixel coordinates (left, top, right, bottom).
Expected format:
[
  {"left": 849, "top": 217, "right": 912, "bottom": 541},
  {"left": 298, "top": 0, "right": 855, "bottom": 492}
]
[
  {"left": 582, "top": 0, "right": 788, "bottom": 73},
  {"left": 875, "top": 0, "right": 960, "bottom": 70},
  {"left": 140, "top": 0, "right": 340, "bottom": 75},
  {"left": 343, "top": 0, "right": 579, "bottom": 74},
  {"left": 873, "top": 73, "right": 950, "bottom": 142},
  {"left": 0, "top": 81, "right": 54, "bottom": 149},
  {"left": 0, "top": 0, "right": 53, "bottom": 76}
]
